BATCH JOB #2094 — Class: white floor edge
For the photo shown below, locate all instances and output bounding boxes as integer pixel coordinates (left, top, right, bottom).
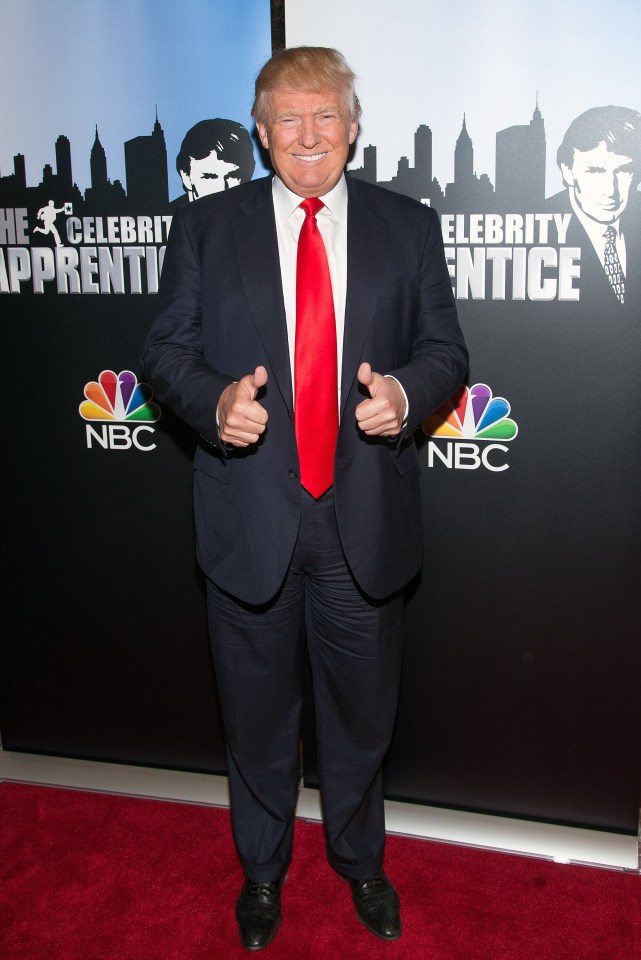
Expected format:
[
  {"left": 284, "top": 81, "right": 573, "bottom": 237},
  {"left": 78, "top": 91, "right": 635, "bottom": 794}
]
[{"left": 1, "top": 750, "right": 638, "bottom": 873}]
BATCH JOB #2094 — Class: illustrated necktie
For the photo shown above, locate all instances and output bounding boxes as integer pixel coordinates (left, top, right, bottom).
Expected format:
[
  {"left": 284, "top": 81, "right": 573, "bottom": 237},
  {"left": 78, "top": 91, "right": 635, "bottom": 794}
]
[
  {"left": 295, "top": 198, "right": 338, "bottom": 499},
  {"left": 603, "top": 226, "right": 625, "bottom": 304}
]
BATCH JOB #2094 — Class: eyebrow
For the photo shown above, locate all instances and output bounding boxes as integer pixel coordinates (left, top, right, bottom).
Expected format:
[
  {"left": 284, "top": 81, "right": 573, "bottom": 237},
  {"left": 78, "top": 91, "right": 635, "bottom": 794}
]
[
  {"left": 200, "top": 165, "right": 240, "bottom": 179},
  {"left": 273, "top": 104, "right": 341, "bottom": 120},
  {"left": 584, "top": 160, "right": 633, "bottom": 173}
]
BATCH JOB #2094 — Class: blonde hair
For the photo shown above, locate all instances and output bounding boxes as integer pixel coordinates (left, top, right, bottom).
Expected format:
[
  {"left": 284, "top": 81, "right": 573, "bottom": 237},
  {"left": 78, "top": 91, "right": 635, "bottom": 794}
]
[{"left": 252, "top": 46, "right": 361, "bottom": 124}]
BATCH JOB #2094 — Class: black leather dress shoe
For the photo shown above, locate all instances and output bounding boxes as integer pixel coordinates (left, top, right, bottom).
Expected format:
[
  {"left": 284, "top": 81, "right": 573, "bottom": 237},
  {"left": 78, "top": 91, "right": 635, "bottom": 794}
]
[
  {"left": 235, "top": 878, "right": 282, "bottom": 951},
  {"left": 349, "top": 873, "right": 401, "bottom": 940}
]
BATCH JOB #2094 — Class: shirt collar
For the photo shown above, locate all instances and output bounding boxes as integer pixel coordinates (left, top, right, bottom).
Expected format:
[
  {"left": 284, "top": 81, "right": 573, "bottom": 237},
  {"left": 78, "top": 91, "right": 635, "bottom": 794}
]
[{"left": 272, "top": 174, "right": 348, "bottom": 223}]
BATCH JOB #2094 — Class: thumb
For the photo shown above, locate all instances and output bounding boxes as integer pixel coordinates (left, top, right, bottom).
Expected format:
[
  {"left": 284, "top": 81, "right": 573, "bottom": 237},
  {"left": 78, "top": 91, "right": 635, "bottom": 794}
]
[
  {"left": 246, "top": 364, "right": 268, "bottom": 398},
  {"left": 357, "top": 361, "right": 374, "bottom": 393}
]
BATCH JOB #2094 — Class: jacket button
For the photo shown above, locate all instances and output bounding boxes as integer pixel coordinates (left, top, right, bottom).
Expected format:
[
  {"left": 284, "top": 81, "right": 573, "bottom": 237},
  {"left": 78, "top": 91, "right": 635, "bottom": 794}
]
[{"left": 289, "top": 470, "right": 298, "bottom": 480}]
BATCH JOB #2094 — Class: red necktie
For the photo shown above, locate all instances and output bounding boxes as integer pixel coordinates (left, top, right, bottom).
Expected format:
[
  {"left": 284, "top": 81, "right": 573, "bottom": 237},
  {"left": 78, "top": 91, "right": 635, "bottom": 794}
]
[{"left": 295, "top": 198, "right": 338, "bottom": 499}]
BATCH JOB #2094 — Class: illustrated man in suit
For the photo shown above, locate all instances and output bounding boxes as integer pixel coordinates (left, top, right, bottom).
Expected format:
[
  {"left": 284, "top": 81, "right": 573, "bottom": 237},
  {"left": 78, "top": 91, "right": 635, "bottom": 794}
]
[
  {"left": 174, "top": 118, "right": 255, "bottom": 204},
  {"left": 143, "top": 47, "right": 467, "bottom": 950},
  {"left": 548, "top": 105, "right": 641, "bottom": 308}
]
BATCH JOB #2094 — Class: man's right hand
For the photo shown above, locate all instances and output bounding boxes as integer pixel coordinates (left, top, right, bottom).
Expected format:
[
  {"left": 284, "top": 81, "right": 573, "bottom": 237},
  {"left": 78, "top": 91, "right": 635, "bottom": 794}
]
[{"left": 217, "top": 365, "right": 268, "bottom": 447}]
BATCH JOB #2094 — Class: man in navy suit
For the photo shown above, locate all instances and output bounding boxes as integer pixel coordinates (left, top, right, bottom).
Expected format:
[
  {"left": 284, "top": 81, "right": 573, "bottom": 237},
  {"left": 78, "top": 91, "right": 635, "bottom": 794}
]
[{"left": 143, "top": 46, "right": 467, "bottom": 950}]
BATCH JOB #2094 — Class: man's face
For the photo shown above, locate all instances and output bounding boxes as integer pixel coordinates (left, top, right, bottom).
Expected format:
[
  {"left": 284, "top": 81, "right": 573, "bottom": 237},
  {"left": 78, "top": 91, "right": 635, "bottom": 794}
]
[
  {"left": 561, "top": 140, "right": 635, "bottom": 223},
  {"left": 181, "top": 150, "right": 242, "bottom": 201},
  {"left": 256, "top": 86, "right": 358, "bottom": 198}
]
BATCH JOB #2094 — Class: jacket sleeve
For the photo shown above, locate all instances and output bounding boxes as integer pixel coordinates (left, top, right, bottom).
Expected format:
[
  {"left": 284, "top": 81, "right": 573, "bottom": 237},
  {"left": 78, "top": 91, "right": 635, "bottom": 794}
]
[
  {"left": 387, "top": 205, "right": 468, "bottom": 435},
  {"left": 141, "top": 204, "right": 234, "bottom": 448}
]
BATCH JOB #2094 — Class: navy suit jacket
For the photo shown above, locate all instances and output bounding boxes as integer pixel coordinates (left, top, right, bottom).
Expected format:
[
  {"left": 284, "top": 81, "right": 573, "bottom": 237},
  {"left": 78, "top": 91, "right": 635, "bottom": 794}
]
[{"left": 143, "top": 174, "right": 468, "bottom": 604}]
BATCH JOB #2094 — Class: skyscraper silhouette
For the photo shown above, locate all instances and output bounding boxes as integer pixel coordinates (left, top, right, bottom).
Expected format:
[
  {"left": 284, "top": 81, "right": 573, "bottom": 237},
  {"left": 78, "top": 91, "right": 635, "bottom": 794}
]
[
  {"left": 55, "top": 135, "right": 73, "bottom": 194},
  {"left": 85, "top": 126, "right": 125, "bottom": 211},
  {"left": 414, "top": 124, "right": 433, "bottom": 200},
  {"left": 495, "top": 101, "right": 546, "bottom": 210},
  {"left": 454, "top": 115, "right": 473, "bottom": 184},
  {"left": 350, "top": 143, "right": 378, "bottom": 184},
  {"left": 125, "top": 109, "right": 169, "bottom": 210},
  {"left": 14, "top": 154, "right": 27, "bottom": 193},
  {"left": 445, "top": 116, "right": 494, "bottom": 212},
  {"left": 90, "top": 126, "right": 108, "bottom": 189},
  {"left": 0, "top": 153, "right": 28, "bottom": 203},
  {"left": 367, "top": 124, "right": 440, "bottom": 205}
]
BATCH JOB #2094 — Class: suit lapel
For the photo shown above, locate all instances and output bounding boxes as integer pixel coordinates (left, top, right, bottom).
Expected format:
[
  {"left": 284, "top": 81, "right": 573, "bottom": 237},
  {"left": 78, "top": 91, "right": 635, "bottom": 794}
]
[
  {"left": 230, "top": 178, "right": 391, "bottom": 419},
  {"left": 341, "top": 181, "right": 388, "bottom": 417},
  {"left": 232, "top": 179, "right": 293, "bottom": 412}
]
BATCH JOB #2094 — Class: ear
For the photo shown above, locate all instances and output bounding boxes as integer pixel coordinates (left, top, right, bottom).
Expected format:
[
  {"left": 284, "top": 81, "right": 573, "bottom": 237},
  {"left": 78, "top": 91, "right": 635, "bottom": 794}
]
[
  {"left": 560, "top": 162, "right": 574, "bottom": 189},
  {"left": 179, "top": 169, "right": 193, "bottom": 195},
  {"left": 348, "top": 119, "right": 359, "bottom": 146},
  {"left": 256, "top": 122, "right": 269, "bottom": 150}
]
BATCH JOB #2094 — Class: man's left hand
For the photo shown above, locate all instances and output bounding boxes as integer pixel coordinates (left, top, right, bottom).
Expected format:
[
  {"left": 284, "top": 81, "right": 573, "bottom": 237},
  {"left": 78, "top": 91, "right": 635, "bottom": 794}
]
[{"left": 355, "top": 362, "right": 406, "bottom": 437}]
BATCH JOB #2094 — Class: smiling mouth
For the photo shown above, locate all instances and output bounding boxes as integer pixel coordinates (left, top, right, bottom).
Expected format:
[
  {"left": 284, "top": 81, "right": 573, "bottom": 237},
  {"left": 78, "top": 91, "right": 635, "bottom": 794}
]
[{"left": 292, "top": 153, "right": 328, "bottom": 162}]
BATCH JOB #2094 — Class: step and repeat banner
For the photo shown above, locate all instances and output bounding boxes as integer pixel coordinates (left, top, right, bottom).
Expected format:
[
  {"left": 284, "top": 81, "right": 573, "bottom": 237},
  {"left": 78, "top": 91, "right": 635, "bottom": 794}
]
[
  {"left": 287, "top": 0, "right": 641, "bottom": 834},
  {"left": 2, "top": 0, "right": 639, "bottom": 837},
  {"left": 1, "top": 0, "right": 272, "bottom": 771}
]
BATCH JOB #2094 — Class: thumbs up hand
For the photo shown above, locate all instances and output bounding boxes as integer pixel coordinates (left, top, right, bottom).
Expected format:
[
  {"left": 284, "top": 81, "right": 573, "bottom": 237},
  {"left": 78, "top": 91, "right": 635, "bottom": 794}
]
[
  {"left": 355, "top": 362, "right": 406, "bottom": 437},
  {"left": 217, "top": 365, "right": 269, "bottom": 446}
]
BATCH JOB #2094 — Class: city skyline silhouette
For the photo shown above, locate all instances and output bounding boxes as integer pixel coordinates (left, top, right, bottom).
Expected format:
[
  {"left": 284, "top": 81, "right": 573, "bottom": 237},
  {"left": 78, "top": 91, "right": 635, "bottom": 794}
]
[{"left": 1, "top": 103, "right": 551, "bottom": 223}]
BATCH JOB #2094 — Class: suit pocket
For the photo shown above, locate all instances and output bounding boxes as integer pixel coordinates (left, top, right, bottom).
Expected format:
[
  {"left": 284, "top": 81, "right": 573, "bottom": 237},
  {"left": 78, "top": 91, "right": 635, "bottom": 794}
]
[
  {"left": 388, "top": 435, "right": 419, "bottom": 477},
  {"left": 194, "top": 445, "right": 232, "bottom": 484}
]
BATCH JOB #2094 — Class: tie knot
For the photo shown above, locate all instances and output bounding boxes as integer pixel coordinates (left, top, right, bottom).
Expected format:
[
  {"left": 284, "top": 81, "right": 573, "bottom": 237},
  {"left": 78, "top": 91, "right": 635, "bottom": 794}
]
[
  {"left": 604, "top": 225, "right": 617, "bottom": 242},
  {"left": 300, "top": 197, "right": 324, "bottom": 218}
]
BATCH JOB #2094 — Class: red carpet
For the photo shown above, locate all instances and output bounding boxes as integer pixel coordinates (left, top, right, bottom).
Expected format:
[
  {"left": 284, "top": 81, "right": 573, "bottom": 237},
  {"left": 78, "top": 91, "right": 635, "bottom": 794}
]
[{"left": 1, "top": 782, "right": 639, "bottom": 960}]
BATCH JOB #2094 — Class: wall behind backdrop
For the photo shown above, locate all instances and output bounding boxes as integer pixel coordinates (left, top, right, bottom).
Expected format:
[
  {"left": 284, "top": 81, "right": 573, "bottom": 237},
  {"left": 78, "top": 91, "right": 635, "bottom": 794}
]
[{"left": 2, "top": 0, "right": 639, "bottom": 836}]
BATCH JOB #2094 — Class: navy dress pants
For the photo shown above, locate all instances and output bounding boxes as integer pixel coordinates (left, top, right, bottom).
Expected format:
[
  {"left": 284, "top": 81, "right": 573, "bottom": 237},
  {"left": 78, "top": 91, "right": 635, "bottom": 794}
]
[{"left": 206, "top": 488, "right": 404, "bottom": 883}]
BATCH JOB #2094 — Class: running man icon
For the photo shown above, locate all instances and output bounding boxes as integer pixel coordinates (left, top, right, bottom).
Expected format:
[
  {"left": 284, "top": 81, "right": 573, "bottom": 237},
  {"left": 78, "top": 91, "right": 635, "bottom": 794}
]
[{"left": 33, "top": 199, "right": 65, "bottom": 247}]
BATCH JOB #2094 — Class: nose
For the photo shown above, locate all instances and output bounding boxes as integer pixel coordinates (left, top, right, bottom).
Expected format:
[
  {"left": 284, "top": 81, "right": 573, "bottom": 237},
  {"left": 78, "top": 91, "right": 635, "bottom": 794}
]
[
  {"left": 298, "top": 116, "right": 322, "bottom": 149},
  {"left": 603, "top": 170, "right": 620, "bottom": 202}
]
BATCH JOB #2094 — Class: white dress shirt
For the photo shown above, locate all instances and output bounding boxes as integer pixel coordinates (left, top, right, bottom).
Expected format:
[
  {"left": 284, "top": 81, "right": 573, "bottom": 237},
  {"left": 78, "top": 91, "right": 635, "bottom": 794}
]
[
  {"left": 272, "top": 175, "right": 348, "bottom": 405},
  {"left": 271, "top": 174, "right": 408, "bottom": 421}
]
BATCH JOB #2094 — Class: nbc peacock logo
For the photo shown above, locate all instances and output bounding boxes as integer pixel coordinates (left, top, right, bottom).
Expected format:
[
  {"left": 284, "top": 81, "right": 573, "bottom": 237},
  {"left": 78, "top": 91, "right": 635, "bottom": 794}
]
[
  {"left": 80, "top": 369, "right": 161, "bottom": 452},
  {"left": 422, "top": 383, "right": 518, "bottom": 472}
]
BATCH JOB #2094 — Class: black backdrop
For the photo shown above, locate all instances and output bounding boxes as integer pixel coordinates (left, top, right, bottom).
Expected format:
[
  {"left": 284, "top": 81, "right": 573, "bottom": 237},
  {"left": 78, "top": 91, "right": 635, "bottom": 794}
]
[
  {"left": 384, "top": 296, "right": 641, "bottom": 834},
  {"left": 4, "top": 292, "right": 226, "bottom": 774}
]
